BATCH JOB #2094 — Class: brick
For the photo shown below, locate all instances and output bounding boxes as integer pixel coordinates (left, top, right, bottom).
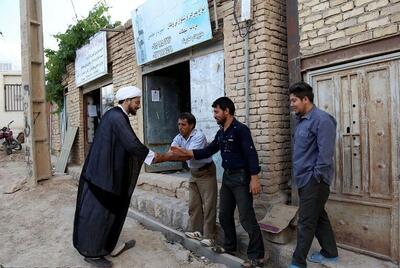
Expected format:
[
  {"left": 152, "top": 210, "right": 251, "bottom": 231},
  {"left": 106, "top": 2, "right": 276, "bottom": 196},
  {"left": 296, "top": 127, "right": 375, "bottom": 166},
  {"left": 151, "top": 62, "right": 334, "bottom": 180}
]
[
  {"left": 392, "top": 13, "right": 400, "bottom": 22},
  {"left": 323, "top": 7, "right": 341, "bottom": 18},
  {"left": 331, "top": 37, "right": 351, "bottom": 48},
  {"left": 310, "top": 42, "right": 330, "bottom": 53},
  {"left": 341, "top": 1, "right": 355, "bottom": 11},
  {"left": 366, "top": 0, "right": 389, "bottom": 11},
  {"left": 350, "top": 31, "right": 373, "bottom": 43},
  {"left": 355, "top": 0, "right": 376, "bottom": 5},
  {"left": 312, "top": 2, "right": 330, "bottom": 12},
  {"left": 330, "top": 0, "right": 347, "bottom": 6},
  {"left": 313, "top": 19, "right": 325, "bottom": 28},
  {"left": 337, "top": 18, "right": 358, "bottom": 29},
  {"left": 317, "top": 25, "right": 337, "bottom": 35},
  {"left": 343, "top": 7, "right": 365, "bottom": 20},
  {"left": 381, "top": 3, "right": 400, "bottom": 15},
  {"left": 305, "top": 14, "right": 323, "bottom": 23},
  {"left": 302, "top": 23, "right": 314, "bottom": 31},
  {"left": 373, "top": 24, "right": 398, "bottom": 37},
  {"left": 367, "top": 17, "right": 390, "bottom": 29},
  {"left": 358, "top": 12, "right": 380, "bottom": 23},
  {"left": 327, "top": 30, "right": 345, "bottom": 40},
  {"left": 325, "top": 14, "right": 343, "bottom": 24},
  {"left": 304, "top": 0, "right": 320, "bottom": 8},
  {"left": 309, "top": 37, "right": 326, "bottom": 45},
  {"left": 345, "top": 24, "right": 367, "bottom": 35}
]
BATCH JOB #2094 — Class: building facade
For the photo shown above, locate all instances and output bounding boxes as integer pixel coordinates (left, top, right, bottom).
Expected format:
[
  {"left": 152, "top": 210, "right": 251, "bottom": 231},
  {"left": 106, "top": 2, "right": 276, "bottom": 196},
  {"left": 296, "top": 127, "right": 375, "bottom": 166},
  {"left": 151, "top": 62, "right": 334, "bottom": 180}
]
[{"left": 0, "top": 71, "right": 23, "bottom": 134}]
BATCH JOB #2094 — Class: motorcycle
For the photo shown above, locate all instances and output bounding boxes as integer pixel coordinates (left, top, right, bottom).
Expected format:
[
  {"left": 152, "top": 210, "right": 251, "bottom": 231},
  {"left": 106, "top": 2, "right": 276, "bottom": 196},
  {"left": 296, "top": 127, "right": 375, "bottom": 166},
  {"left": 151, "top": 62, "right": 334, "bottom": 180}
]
[{"left": 0, "top": 120, "right": 22, "bottom": 155}]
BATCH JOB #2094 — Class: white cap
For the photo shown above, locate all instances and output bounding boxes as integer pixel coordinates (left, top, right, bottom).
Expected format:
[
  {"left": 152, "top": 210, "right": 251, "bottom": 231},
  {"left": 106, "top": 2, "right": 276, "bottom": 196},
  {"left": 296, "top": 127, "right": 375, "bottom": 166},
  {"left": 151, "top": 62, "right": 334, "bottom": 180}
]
[{"left": 115, "top": 85, "right": 142, "bottom": 101}]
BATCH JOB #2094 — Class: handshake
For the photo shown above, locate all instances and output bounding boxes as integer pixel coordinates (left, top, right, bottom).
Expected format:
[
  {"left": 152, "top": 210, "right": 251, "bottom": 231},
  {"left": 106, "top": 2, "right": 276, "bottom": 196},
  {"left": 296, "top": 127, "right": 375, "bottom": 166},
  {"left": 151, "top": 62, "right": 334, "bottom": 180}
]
[{"left": 152, "top": 146, "right": 194, "bottom": 164}]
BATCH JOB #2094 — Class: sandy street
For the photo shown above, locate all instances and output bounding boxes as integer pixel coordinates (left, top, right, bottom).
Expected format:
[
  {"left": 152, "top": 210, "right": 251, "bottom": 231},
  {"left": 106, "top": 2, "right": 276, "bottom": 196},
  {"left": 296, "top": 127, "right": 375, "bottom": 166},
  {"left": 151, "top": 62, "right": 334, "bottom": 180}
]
[{"left": 0, "top": 150, "right": 226, "bottom": 268}]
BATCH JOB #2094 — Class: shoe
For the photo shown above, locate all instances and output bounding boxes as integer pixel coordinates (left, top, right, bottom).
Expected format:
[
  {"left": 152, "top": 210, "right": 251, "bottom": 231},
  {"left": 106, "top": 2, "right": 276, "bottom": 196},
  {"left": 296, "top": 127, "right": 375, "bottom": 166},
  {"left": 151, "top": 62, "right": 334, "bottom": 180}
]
[
  {"left": 211, "top": 245, "right": 236, "bottom": 256},
  {"left": 184, "top": 231, "right": 202, "bottom": 240},
  {"left": 84, "top": 257, "right": 113, "bottom": 268},
  {"left": 242, "top": 258, "right": 265, "bottom": 267},
  {"left": 288, "top": 264, "right": 301, "bottom": 268},
  {"left": 200, "top": 238, "right": 214, "bottom": 247},
  {"left": 110, "top": 239, "right": 136, "bottom": 257},
  {"left": 307, "top": 251, "right": 338, "bottom": 264}
]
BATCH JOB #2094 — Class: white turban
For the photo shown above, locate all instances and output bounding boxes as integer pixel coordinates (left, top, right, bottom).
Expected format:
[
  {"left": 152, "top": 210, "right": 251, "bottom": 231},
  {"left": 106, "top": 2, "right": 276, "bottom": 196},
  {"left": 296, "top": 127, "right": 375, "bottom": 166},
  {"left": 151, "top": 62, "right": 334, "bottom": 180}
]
[{"left": 115, "top": 86, "right": 142, "bottom": 101}]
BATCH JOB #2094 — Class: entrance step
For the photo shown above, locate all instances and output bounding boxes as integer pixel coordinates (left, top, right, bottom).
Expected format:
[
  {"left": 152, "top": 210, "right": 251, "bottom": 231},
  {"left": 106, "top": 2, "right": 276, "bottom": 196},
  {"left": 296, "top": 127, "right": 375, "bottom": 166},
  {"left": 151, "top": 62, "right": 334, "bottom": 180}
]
[
  {"left": 136, "top": 171, "right": 190, "bottom": 201},
  {"left": 131, "top": 188, "right": 189, "bottom": 231}
]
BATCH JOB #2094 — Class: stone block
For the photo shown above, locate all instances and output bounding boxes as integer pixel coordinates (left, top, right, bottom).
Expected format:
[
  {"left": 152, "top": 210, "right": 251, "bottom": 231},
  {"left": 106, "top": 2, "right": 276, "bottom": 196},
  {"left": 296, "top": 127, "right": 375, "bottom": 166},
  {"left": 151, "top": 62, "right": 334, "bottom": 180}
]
[
  {"left": 366, "top": 0, "right": 389, "bottom": 11},
  {"left": 373, "top": 24, "right": 398, "bottom": 37},
  {"left": 367, "top": 16, "right": 390, "bottom": 29}
]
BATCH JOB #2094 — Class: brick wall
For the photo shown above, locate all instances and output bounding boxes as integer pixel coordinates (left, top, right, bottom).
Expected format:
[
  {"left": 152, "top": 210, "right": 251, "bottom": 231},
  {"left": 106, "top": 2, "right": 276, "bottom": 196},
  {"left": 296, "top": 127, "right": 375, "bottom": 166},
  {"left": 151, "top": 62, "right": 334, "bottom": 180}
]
[
  {"left": 299, "top": 0, "right": 400, "bottom": 55},
  {"left": 223, "top": 0, "right": 290, "bottom": 203},
  {"left": 50, "top": 104, "right": 61, "bottom": 156}
]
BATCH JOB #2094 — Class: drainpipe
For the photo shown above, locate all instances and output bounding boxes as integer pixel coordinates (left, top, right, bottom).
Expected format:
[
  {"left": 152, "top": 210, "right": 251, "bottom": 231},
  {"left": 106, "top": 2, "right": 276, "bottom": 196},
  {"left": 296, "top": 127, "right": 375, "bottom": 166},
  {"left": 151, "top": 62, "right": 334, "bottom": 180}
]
[{"left": 244, "top": 21, "right": 250, "bottom": 125}]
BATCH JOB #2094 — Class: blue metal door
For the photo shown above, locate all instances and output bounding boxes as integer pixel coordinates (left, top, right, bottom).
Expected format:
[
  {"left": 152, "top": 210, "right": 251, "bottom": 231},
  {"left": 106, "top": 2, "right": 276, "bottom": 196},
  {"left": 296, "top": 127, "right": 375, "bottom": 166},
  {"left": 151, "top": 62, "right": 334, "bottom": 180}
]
[{"left": 143, "top": 75, "right": 182, "bottom": 172}]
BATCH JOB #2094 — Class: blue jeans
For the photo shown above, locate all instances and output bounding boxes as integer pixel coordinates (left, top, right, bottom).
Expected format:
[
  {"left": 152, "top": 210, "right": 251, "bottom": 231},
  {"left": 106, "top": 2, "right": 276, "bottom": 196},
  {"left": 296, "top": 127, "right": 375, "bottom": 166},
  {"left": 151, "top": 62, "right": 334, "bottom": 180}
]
[{"left": 219, "top": 169, "right": 265, "bottom": 259}]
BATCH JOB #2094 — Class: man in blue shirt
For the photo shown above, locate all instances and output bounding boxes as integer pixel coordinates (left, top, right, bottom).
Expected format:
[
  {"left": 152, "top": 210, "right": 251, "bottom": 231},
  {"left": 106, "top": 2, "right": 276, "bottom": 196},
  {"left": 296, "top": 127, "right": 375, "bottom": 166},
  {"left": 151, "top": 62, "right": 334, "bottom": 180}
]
[
  {"left": 288, "top": 82, "right": 338, "bottom": 268},
  {"left": 171, "top": 97, "right": 265, "bottom": 268}
]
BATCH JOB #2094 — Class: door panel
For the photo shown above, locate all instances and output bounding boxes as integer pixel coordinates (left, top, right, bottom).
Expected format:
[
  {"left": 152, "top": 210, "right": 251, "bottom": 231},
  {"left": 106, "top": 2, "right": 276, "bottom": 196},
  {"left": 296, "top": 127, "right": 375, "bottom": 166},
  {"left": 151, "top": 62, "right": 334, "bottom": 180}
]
[
  {"left": 366, "top": 68, "right": 392, "bottom": 199},
  {"left": 143, "top": 75, "right": 182, "bottom": 172},
  {"left": 309, "top": 58, "right": 399, "bottom": 261},
  {"left": 190, "top": 50, "right": 224, "bottom": 180}
]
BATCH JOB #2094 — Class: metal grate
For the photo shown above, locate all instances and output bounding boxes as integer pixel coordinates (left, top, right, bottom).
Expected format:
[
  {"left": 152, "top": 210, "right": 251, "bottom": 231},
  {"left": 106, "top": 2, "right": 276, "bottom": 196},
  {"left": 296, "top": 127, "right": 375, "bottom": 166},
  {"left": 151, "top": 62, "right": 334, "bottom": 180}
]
[{"left": 4, "top": 84, "right": 23, "bottom": 111}]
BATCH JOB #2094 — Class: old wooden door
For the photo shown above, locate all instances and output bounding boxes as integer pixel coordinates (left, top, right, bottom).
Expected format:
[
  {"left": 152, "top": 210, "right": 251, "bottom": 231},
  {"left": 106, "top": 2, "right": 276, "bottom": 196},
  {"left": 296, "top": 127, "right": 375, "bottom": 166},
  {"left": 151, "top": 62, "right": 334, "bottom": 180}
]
[{"left": 307, "top": 54, "right": 400, "bottom": 261}]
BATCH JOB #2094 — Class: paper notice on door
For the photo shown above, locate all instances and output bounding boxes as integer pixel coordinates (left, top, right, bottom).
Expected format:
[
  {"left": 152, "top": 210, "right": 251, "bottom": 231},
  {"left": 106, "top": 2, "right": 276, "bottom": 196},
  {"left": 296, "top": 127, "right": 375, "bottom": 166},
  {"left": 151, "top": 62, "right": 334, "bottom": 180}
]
[
  {"left": 151, "top": 90, "right": 160, "bottom": 102},
  {"left": 88, "top": 105, "right": 97, "bottom": 117},
  {"left": 144, "top": 150, "right": 155, "bottom": 165}
]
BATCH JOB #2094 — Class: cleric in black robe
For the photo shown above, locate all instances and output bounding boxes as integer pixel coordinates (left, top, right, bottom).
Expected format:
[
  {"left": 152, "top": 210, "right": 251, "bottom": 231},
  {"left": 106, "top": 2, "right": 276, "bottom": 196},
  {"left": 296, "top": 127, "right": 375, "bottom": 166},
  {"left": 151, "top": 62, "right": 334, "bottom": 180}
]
[{"left": 73, "top": 86, "right": 155, "bottom": 267}]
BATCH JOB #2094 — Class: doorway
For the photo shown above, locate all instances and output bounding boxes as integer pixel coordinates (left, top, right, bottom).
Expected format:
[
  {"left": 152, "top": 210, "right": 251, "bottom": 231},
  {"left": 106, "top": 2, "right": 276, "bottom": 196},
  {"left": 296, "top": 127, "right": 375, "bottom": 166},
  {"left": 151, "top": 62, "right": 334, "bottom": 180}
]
[{"left": 143, "top": 61, "right": 190, "bottom": 172}]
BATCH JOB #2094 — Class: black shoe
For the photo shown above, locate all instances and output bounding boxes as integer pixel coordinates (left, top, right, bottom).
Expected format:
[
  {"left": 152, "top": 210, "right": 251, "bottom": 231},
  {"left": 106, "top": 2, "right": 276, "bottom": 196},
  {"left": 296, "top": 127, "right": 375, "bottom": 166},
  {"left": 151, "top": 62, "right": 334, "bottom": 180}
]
[{"left": 84, "top": 257, "right": 113, "bottom": 268}]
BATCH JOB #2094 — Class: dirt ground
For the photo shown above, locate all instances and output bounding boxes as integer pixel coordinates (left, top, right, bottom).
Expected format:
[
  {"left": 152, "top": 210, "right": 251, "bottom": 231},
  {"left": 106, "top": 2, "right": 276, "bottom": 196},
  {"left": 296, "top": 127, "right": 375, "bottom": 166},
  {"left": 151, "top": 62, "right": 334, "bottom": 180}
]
[{"left": 0, "top": 150, "right": 226, "bottom": 268}]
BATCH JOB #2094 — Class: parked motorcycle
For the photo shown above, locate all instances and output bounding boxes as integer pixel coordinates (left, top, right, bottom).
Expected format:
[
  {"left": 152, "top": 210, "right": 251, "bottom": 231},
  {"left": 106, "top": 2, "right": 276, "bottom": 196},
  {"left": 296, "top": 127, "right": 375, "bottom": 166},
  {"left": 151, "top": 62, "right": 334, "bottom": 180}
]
[{"left": 0, "top": 120, "right": 22, "bottom": 155}]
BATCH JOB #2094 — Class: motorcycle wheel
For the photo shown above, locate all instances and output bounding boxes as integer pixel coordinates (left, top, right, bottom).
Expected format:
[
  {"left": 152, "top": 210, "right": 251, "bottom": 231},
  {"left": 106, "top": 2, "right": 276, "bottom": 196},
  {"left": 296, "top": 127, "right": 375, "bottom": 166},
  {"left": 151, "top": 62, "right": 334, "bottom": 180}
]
[{"left": 11, "top": 140, "right": 22, "bottom": 150}]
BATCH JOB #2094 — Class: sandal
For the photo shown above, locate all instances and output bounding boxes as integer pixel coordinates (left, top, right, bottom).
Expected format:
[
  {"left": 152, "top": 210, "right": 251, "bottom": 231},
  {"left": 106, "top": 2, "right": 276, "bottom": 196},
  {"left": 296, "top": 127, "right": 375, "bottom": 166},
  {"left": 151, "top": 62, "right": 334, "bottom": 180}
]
[
  {"left": 242, "top": 258, "right": 265, "bottom": 268},
  {"left": 211, "top": 245, "right": 236, "bottom": 256},
  {"left": 184, "top": 231, "right": 202, "bottom": 241},
  {"left": 110, "top": 239, "right": 136, "bottom": 257},
  {"left": 200, "top": 238, "right": 214, "bottom": 247}
]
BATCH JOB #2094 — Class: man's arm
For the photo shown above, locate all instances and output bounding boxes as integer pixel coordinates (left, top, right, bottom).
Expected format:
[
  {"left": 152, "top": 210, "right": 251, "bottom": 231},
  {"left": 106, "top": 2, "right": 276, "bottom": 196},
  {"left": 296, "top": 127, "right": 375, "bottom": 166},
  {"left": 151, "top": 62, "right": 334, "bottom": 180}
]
[
  {"left": 314, "top": 116, "right": 337, "bottom": 181},
  {"left": 239, "top": 126, "right": 261, "bottom": 194}
]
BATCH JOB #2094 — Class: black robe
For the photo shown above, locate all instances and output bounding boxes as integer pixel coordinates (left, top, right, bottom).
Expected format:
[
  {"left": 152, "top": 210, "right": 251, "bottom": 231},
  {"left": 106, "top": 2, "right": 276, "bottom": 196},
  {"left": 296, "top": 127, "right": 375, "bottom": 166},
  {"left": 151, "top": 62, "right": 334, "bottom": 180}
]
[{"left": 73, "top": 107, "right": 149, "bottom": 258}]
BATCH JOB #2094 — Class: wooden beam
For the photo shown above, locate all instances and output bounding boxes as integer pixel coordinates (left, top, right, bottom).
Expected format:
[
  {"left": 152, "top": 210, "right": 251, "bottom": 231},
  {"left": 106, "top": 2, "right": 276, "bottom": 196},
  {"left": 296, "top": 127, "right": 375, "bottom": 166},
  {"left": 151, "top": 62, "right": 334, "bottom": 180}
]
[{"left": 20, "top": 0, "right": 52, "bottom": 185}]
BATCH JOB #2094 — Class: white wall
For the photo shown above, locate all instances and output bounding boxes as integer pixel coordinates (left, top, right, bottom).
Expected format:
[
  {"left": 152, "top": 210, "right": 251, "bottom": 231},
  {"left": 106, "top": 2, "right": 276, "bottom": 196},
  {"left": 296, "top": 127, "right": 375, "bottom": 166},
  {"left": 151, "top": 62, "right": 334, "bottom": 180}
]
[{"left": 0, "top": 71, "right": 24, "bottom": 134}]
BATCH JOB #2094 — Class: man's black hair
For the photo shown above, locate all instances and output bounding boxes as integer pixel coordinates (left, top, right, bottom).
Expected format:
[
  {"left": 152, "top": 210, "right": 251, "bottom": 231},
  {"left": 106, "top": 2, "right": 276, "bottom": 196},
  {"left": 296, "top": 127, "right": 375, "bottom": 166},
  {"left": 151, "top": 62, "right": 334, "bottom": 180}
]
[
  {"left": 212, "top": 97, "right": 235, "bottom": 115},
  {"left": 178, "top": 112, "right": 196, "bottom": 128},
  {"left": 288, "top": 81, "right": 314, "bottom": 103}
]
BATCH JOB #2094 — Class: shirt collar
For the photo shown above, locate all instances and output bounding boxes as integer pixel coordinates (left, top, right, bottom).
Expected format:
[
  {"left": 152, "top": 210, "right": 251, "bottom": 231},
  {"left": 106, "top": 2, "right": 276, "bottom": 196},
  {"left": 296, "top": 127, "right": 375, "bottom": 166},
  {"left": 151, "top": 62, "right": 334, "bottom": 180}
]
[
  {"left": 117, "top": 104, "right": 128, "bottom": 116},
  {"left": 220, "top": 117, "right": 238, "bottom": 131},
  {"left": 298, "top": 105, "right": 316, "bottom": 120},
  {"left": 180, "top": 128, "right": 197, "bottom": 141}
]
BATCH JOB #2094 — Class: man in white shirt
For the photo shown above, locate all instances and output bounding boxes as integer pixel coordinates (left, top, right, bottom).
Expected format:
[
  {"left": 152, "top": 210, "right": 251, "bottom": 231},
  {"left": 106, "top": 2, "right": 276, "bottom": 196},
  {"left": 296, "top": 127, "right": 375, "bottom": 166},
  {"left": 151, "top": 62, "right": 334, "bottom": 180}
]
[{"left": 159, "top": 112, "right": 217, "bottom": 246}]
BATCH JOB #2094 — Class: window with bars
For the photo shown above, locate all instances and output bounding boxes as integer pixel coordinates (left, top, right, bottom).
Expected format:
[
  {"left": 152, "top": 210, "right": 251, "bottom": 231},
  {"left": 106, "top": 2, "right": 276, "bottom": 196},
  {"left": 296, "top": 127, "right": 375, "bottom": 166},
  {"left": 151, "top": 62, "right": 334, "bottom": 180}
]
[{"left": 4, "top": 84, "right": 23, "bottom": 112}]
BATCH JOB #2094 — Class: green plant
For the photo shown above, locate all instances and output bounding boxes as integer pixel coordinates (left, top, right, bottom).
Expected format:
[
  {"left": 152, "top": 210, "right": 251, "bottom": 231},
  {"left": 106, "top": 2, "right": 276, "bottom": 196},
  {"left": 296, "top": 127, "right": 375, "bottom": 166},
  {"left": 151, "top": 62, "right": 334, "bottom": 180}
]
[{"left": 45, "top": 1, "right": 120, "bottom": 109}]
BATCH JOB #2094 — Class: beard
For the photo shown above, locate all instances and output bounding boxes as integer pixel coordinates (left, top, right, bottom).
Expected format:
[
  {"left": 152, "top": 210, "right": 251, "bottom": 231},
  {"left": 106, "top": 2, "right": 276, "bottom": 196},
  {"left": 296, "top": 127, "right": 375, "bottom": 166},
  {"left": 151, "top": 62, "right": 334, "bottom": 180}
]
[{"left": 129, "top": 108, "right": 137, "bottom": 115}]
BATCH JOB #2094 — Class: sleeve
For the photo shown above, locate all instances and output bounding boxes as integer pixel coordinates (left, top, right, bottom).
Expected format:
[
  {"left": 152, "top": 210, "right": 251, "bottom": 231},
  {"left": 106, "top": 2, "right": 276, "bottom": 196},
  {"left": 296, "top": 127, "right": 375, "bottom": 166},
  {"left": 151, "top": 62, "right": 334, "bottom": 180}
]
[
  {"left": 112, "top": 115, "right": 149, "bottom": 160},
  {"left": 171, "top": 135, "right": 180, "bottom": 147},
  {"left": 193, "top": 132, "right": 220, "bottom": 159},
  {"left": 239, "top": 125, "right": 261, "bottom": 176},
  {"left": 187, "top": 132, "right": 207, "bottom": 150},
  {"left": 313, "top": 116, "right": 337, "bottom": 181}
]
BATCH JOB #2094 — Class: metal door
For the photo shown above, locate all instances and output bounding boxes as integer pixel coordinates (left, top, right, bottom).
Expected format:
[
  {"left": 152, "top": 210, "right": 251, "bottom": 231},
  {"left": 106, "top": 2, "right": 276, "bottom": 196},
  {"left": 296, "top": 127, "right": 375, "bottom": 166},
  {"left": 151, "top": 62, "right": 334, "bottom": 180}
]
[
  {"left": 143, "top": 75, "right": 182, "bottom": 172},
  {"left": 307, "top": 56, "right": 400, "bottom": 261},
  {"left": 190, "top": 50, "right": 224, "bottom": 180}
]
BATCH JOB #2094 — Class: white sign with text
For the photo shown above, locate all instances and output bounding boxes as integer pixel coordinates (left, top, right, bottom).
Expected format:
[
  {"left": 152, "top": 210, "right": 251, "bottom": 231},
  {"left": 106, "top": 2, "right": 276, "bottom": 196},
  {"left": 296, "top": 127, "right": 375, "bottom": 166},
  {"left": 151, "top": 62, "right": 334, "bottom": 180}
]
[{"left": 75, "top": 32, "right": 108, "bottom": 87}]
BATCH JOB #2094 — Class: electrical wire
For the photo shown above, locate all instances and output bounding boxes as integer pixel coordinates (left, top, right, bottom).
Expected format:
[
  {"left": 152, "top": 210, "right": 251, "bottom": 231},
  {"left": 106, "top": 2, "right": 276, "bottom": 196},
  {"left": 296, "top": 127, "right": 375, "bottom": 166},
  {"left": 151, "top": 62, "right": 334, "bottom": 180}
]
[{"left": 232, "top": 0, "right": 253, "bottom": 39}]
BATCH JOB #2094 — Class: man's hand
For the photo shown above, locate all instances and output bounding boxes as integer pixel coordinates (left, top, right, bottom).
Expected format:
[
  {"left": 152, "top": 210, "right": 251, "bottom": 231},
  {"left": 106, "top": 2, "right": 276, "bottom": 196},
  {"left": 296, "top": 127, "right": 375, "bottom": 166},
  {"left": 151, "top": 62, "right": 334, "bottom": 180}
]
[
  {"left": 170, "top": 146, "right": 194, "bottom": 158},
  {"left": 249, "top": 175, "right": 261, "bottom": 195}
]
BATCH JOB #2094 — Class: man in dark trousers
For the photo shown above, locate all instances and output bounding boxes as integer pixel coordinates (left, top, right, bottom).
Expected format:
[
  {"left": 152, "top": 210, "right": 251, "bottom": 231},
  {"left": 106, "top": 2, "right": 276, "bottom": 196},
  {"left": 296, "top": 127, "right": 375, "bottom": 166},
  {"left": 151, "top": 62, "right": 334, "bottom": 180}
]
[
  {"left": 288, "top": 82, "right": 338, "bottom": 268},
  {"left": 171, "top": 97, "right": 265, "bottom": 268},
  {"left": 73, "top": 86, "right": 157, "bottom": 268}
]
